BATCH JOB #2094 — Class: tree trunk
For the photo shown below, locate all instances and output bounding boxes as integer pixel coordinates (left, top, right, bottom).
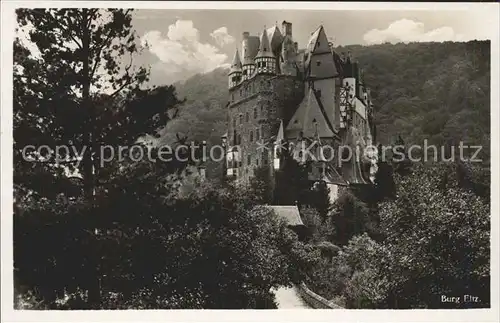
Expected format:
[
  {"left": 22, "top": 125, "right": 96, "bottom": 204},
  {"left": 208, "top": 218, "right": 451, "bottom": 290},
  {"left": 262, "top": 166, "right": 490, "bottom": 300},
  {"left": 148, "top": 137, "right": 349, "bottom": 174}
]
[
  {"left": 81, "top": 9, "right": 100, "bottom": 307},
  {"left": 82, "top": 9, "right": 93, "bottom": 201}
]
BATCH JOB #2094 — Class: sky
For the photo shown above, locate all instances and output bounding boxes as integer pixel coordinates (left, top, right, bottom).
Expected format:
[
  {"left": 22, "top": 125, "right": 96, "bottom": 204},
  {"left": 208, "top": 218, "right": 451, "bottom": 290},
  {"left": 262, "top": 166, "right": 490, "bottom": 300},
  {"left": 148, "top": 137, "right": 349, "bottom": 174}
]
[{"left": 130, "top": 9, "right": 492, "bottom": 86}]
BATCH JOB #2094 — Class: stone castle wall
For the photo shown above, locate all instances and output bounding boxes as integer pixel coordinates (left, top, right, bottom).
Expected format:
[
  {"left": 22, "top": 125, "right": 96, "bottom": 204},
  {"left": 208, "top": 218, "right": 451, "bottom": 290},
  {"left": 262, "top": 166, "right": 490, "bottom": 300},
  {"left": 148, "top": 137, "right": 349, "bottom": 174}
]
[{"left": 227, "top": 74, "right": 304, "bottom": 183}]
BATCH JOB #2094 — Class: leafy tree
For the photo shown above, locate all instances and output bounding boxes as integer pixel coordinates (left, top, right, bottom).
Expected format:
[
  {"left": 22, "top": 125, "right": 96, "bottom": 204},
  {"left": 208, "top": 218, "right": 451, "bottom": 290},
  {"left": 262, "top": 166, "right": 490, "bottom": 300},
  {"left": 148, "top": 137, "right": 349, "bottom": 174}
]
[
  {"left": 308, "top": 180, "right": 331, "bottom": 221},
  {"left": 373, "top": 143, "right": 396, "bottom": 201},
  {"left": 379, "top": 162, "right": 490, "bottom": 308},
  {"left": 392, "top": 135, "right": 412, "bottom": 176},
  {"left": 306, "top": 233, "right": 389, "bottom": 308},
  {"left": 14, "top": 8, "right": 185, "bottom": 307},
  {"left": 336, "top": 234, "right": 390, "bottom": 309},
  {"left": 273, "top": 148, "right": 311, "bottom": 206},
  {"left": 249, "top": 165, "right": 273, "bottom": 204},
  {"left": 327, "top": 190, "right": 370, "bottom": 246},
  {"left": 14, "top": 9, "right": 183, "bottom": 199}
]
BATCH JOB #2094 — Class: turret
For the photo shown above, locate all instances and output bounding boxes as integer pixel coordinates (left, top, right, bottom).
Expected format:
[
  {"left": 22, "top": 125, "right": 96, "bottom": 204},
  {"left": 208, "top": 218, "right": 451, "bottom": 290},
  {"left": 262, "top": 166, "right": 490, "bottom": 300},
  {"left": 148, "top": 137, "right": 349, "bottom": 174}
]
[
  {"left": 255, "top": 27, "right": 276, "bottom": 75},
  {"left": 228, "top": 49, "right": 242, "bottom": 89}
]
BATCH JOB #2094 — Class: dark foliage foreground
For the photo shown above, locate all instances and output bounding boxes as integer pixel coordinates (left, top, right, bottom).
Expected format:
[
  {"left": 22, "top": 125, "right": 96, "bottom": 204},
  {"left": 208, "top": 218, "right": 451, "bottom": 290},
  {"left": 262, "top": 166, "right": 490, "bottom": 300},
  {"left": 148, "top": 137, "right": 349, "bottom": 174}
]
[{"left": 14, "top": 161, "right": 318, "bottom": 309}]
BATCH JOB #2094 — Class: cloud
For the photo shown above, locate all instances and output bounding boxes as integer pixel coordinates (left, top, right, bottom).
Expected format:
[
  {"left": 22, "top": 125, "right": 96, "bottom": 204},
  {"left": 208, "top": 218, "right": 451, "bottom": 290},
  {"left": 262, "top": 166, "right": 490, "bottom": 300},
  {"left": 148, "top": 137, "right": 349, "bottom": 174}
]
[
  {"left": 141, "top": 20, "right": 230, "bottom": 84},
  {"left": 363, "top": 19, "right": 466, "bottom": 45},
  {"left": 210, "top": 27, "right": 235, "bottom": 47}
]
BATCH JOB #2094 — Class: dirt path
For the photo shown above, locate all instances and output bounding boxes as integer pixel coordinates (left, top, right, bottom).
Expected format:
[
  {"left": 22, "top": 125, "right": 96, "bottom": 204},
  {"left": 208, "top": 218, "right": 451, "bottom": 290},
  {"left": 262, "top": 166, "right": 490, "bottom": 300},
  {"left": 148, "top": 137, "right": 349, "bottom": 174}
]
[{"left": 273, "top": 286, "right": 311, "bottom": 309}]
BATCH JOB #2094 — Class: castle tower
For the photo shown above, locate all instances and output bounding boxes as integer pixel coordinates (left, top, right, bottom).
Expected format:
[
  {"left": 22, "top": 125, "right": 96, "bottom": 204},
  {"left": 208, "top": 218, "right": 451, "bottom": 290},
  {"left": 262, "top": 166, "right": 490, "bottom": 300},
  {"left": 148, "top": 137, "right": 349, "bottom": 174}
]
[
  {"left": 241, "top": 32, "right": 257, "bottom": 81},
  {"left": 280, "top": 20, "right": 297, "bottom": 76},
  {"left": 254, "top": 27, "right": 276, "bottom": 75},
  {"left": 228, "top": 49, "right": 242, "bottom": 89}
]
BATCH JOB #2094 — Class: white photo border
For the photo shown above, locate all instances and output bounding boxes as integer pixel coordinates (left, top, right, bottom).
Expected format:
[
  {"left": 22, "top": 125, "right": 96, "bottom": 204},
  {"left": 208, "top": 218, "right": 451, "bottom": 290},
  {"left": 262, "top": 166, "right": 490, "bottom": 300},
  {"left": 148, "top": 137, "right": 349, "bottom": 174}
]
[{"left": 1, "top": 1, "right": 499, "bottom": 322}]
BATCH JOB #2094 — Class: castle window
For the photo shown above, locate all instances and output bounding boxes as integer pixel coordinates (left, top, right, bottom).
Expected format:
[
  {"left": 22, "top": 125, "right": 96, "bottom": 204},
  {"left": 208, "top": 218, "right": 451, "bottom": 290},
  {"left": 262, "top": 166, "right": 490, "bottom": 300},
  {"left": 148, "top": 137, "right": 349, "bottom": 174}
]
[
  {"left": 250, "top": 130, "right": 253, "bottom": 142},
  {"left": 245, "top": 112, "right": 249, "bottom": 122},
  {"left": 256, "top": 158, "right": 260, "bottom": 166},
  {"left": 247, "top": 155, "right": 251, "bottom": 165},
  {"left": 233, "top": 118, "right": 236, "bottom": 129},
  {"left": 237, "top": 134, "right": 242, "bottom": 145},
  {"left": 254, "top": 107, "right": 257, "bottom": 119},
  {"left": 239, "top": 114, "right": 243, "bottom": 124},
  {"left": 243, "top": 70, "right": 247, "bottom": 75},
  {"left": 262, "top": 151, "right": 268, "bottom": 165},
  {"left": 260, "top": 104, "right": 264, "bottom": 114},
  {"left": 262, "top": 62, "right": 267, "bottom": 68},
  {"left": 317, "top": 89, "right": 322, "bottom": 98},
  {"left": 256, "top": 128, "right": 260, "bottom": 141},
  {"left": 316, "top": 61, "right": 321, "bottom": 66}
]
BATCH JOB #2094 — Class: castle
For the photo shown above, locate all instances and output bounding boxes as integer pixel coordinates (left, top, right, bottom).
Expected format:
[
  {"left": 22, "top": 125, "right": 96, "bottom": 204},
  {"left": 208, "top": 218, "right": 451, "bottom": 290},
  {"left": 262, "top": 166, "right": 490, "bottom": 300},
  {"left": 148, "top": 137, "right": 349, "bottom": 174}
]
[{"left": 221, "top": 21, "right": 378, "bottom": 202}]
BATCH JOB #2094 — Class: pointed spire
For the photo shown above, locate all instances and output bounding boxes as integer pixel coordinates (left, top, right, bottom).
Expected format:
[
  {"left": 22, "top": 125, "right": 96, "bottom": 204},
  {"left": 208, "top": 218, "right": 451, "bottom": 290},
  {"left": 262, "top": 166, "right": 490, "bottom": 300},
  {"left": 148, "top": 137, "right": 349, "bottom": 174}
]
[
  {"left": 256, "top": 27, "right": 274, "bottom": 58},
  {"left": 230, "top": 49, "right": 242, "bottom": 73},
  {"left": 275, "top": 119, "right": 284, "bottom": 144}
]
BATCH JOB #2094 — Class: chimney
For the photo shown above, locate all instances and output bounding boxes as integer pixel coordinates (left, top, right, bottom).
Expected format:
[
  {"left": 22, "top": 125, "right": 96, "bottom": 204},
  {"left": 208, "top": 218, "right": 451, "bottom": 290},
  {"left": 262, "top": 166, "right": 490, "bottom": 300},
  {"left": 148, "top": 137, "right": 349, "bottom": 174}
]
[{"left": 282, "top": 20, "right": 292, "bottom": 36}]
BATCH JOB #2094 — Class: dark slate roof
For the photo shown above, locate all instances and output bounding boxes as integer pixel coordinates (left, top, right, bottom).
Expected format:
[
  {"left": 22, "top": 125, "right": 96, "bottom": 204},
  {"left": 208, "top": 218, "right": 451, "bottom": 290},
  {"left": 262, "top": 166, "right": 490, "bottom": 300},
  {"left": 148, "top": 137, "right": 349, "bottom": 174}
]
[
  {"left": 323, "top": 162, "right": 349, "bottom": 186},
  {"left": 285, "top": 87, "right": 335, "bottom": 139},
  {"left": 229, "top": 49, "right": 242, "bottom": 73},
  {"left": 264, "top": 205, "right": 304, "bottom": 226},
  {"left": 256, "top": 27, "right": 274, "bottom": 59}
]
